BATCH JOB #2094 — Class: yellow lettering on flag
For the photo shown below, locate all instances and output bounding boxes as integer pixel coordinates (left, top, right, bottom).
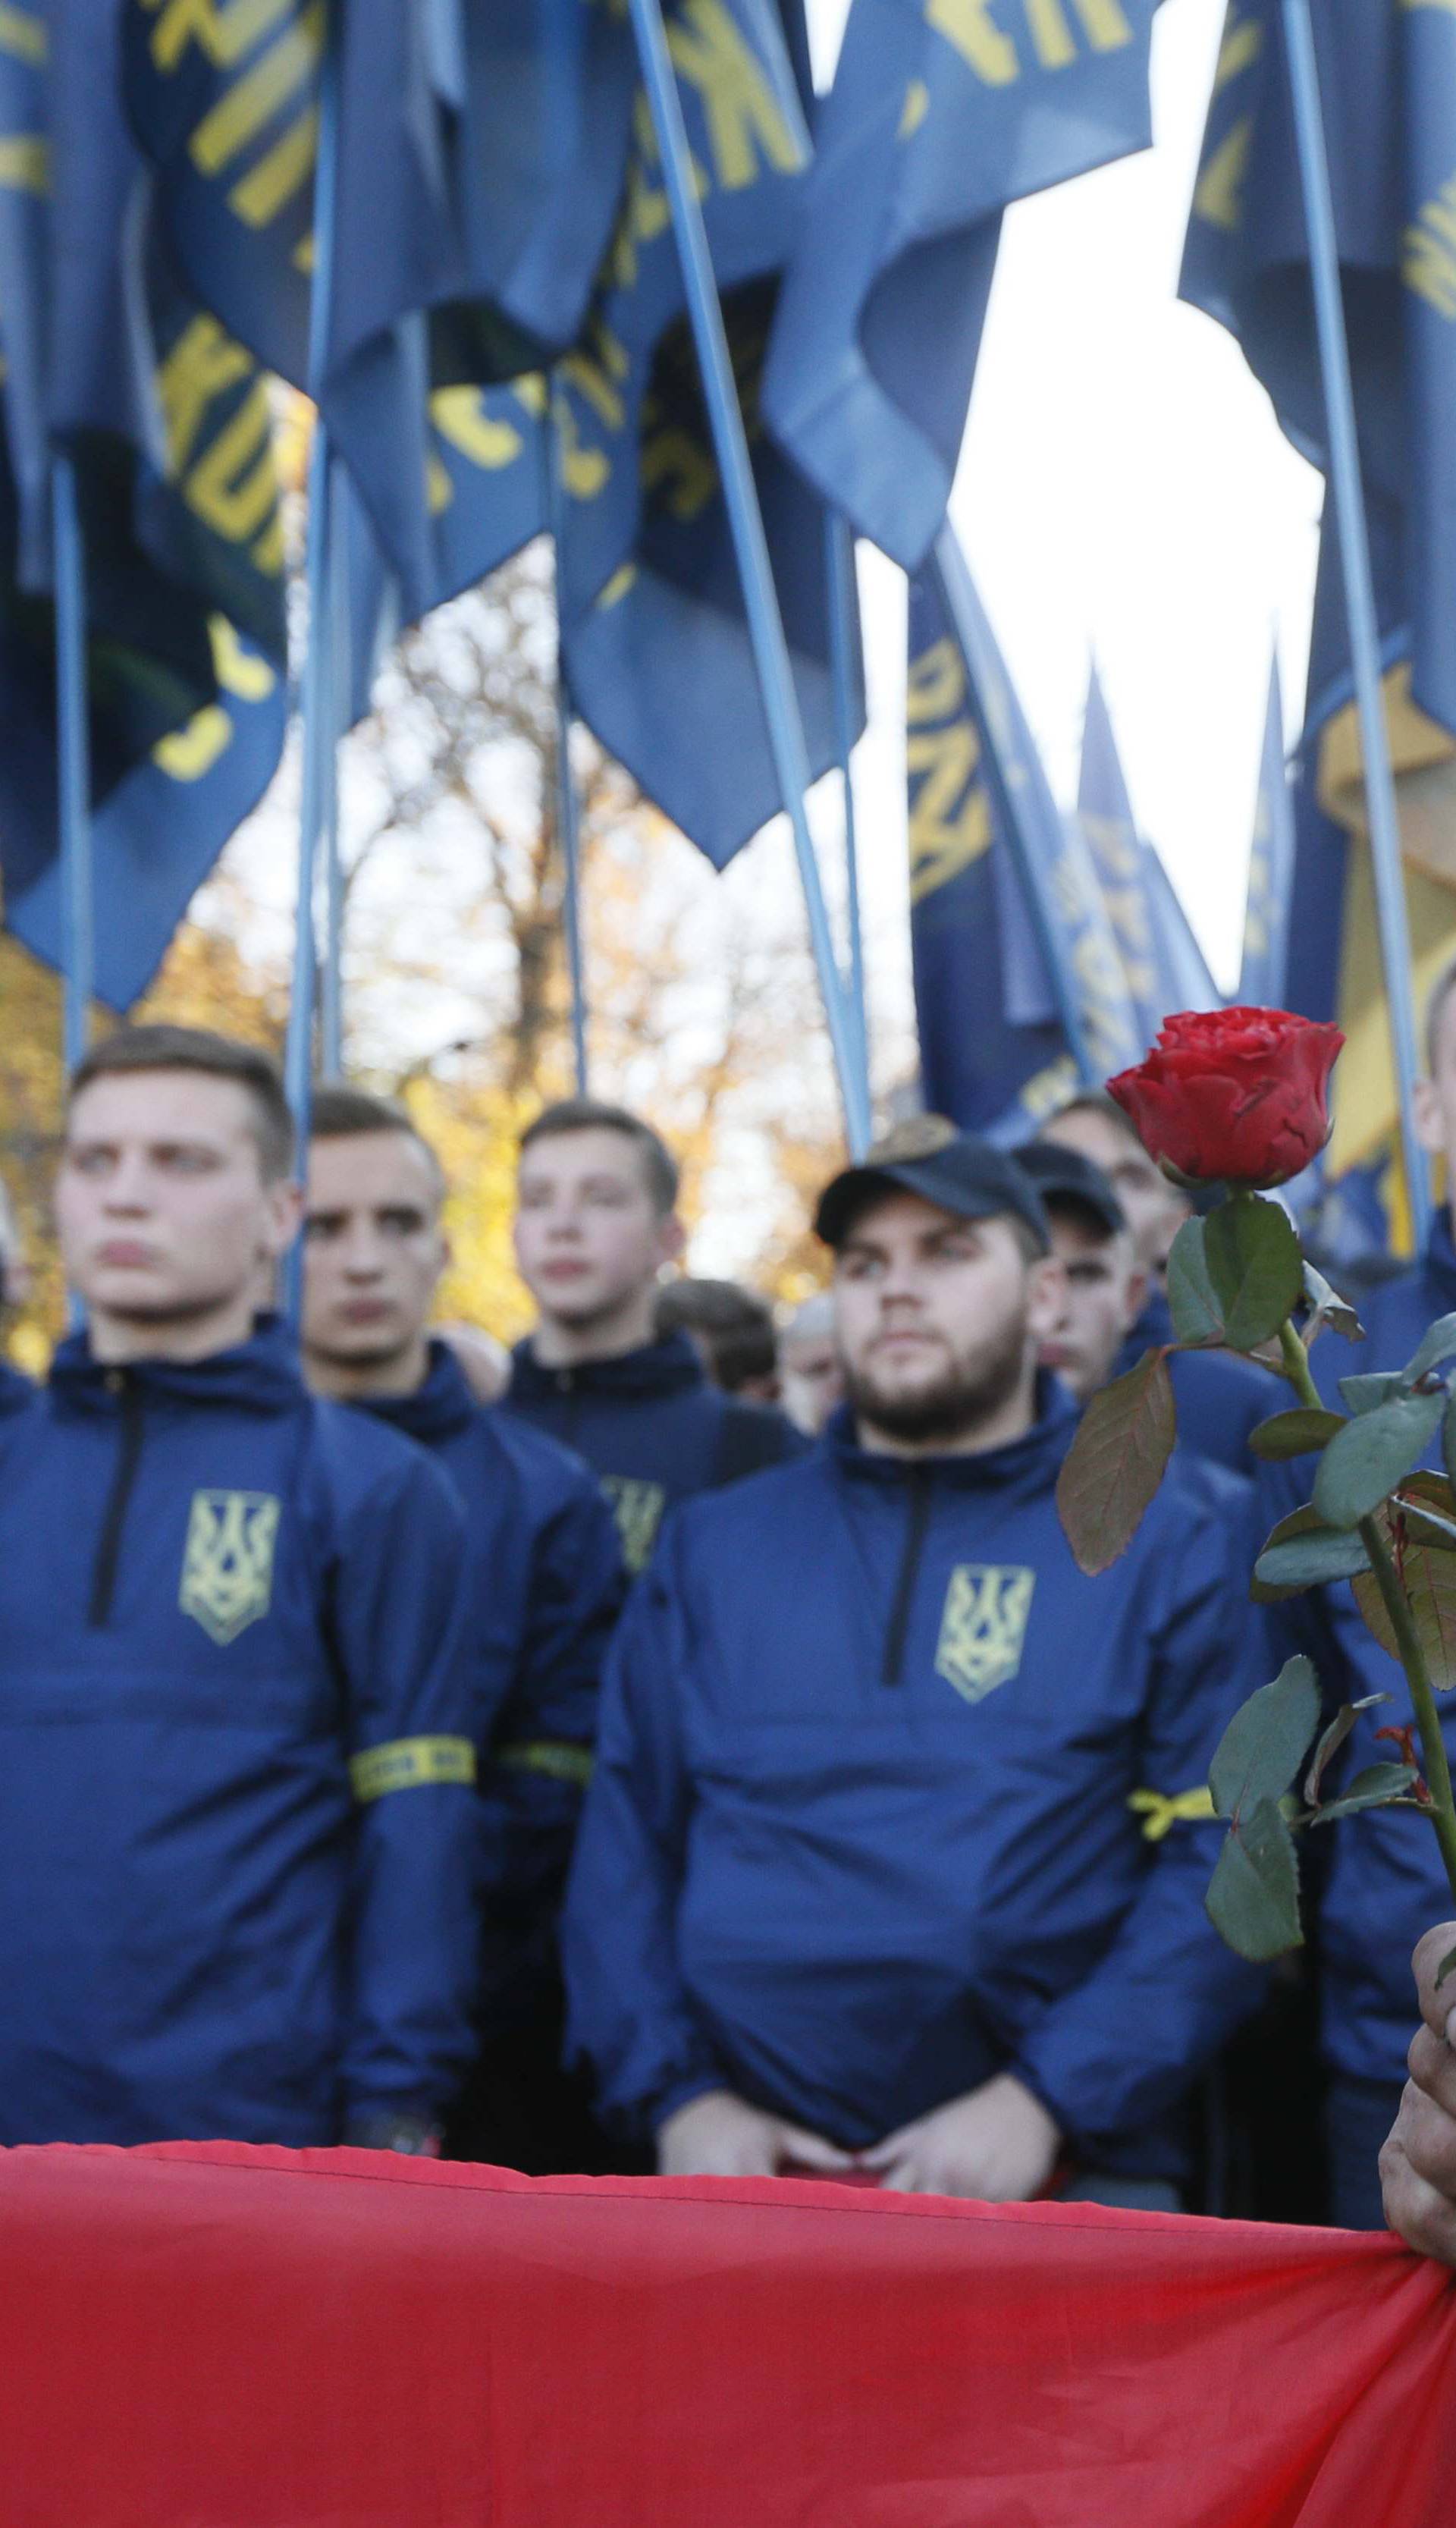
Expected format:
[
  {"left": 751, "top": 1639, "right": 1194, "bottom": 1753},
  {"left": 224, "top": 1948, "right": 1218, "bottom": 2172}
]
[
  {"left": 907, "top": 635, "right": 967, "bottom": 724},
  {"left": 228, "top": 107, "right": 316, "bottom": 226},
  {"left": 1404, "top": 173, "right": 1456, "bottom": 320},
  {"left": 899, "top": 78, "right": 929, "bottom": 140},
  {"left": 1213, "top": 10, "right": 1263, "bottom": 90},
  {"left": 430, "top": 388, "right": 525, "bottom": 473},
  {"left": 0, "top": 3, "right": 45, "bottom": 64},
  {"left": 924, "top": 0, "right": 1018, "bottom": 83},
  {"left": 908, "top": 726, "right": 993, "bottom": 900},
  {"left": 153, "top": 703, "right": 232, "bottom": 780},
  {"left": 642, "top": 421, "right": 717, "bottom": 520},
  {"left": 0, "top": 133, "right": 46, "bottom": 194},
  {"left": 1193, "top": 118, "right": 1252, "bottom": 232},
  {"left": 190, "top": 3, "right": 321, "bottom": 176},
  {"left": 210, "top": 614, "right": 275, "bottom": 699},
  {"left": 186, "top": 382, "right": 278, "bottom": 546},
  {"left": 158, "top": 313, "right": 254, "bottom": 473},
  {"left": 143, "top": 0, "right": 294, "bottom": 73},
  {"left": 1025, "top": 0, "right": 1131, "bottom": 71},
  {"left": 666, "top": 0, "right": 802, "bottom": 193}
]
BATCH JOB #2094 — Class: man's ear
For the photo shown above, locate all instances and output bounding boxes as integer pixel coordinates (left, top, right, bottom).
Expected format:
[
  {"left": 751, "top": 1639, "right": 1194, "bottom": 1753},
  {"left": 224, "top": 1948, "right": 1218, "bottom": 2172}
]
[
  {"left": 263, "top": 1179, "right": 305, "bottom": 1259},
  {"left": 1025, "top": 1253, "right": 1067, "bottom": 1344},
  {"left": 657, "top": 1211, "right": 687, "bottom": 1268},
  {"left": 1124, "top": 1264, "right": 1149, "bottom": 1333},
  {"left": 1414, "top": 1073, "right": 1445, "bottom": 1157}
]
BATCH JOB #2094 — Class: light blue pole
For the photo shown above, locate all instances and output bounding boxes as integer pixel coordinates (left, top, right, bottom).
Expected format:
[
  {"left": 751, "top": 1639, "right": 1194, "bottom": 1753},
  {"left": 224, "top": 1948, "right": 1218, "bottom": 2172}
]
[
  {"left": 931, "top": 525, "right": 1097, "bottom": 1084},
  {"left": 318, "top": 470, "right": 350, "bottom": 1077},
  {"left": 52, "top": 450, "right": 92, "bottom": 1078},
  {"left": 284, "top": 7, "right": 343, "bottom": 1306},
  {"left": 623, "top": 0, "right": 872, "bottom": 1156},
  {"left": 1282, "top": 0, "right": 1431, "bottom": 1250},
  {"left": 544, "top": 386, "right": 589, "bottom": 1094},
  {"left": 827, "top": 511, "right": 870, "bottom": 1110}
]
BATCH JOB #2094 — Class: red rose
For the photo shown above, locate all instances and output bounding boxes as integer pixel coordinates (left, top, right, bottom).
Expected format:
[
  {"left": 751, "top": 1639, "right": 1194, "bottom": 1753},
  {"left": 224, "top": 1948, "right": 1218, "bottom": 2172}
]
[{"left": 1106, "top": 1007, "right": 1344, "bottom": 1189}]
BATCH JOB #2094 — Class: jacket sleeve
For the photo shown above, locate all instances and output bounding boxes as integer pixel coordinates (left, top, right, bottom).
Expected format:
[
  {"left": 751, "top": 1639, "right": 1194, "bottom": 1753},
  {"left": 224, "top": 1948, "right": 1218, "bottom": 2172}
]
[
  {"left": 1012, "top": 1498, "right": 1269, "bottom": 2150},
  {"left": 476, "top": 1474, "right": 628, "bottom": 2033},
  {"left": 332, "top": 1451, "right": 481, "bottom": 2120},
  {"left": 560, "top": 1521, "right": 724, "bottom": 2137}
]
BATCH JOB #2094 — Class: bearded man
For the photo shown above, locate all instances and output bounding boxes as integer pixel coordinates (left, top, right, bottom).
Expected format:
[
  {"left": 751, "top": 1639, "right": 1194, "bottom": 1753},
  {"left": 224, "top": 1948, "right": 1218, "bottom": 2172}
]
[{"left": 563, "top": 1124, "right": 1263, "bottom": 2206}]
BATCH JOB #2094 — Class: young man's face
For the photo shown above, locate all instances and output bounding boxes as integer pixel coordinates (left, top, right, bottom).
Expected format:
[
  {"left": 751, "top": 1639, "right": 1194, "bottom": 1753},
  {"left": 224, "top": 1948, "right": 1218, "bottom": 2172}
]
[
  {"left": 780, "top": 1326, "right": 844, "bottom": 1437},
  {"left": 514, "top": 1126, "right": 681, "bottom": 1330},
  {"left": 302, "top": 1129, "right": 446, "bottom": 1374},
  {"left": 57, "top": 1070, "right": 295, "bottom": 1324},
  {"left": 832, "top": 1188, "right": 1064, "bottom": 1446},
  {"left": 1039, "top": 1107, "right": 1188, "bottom": 1278},
  {"left": 1038, "top": 1211, "right": 1147, "bottom": 1404}
]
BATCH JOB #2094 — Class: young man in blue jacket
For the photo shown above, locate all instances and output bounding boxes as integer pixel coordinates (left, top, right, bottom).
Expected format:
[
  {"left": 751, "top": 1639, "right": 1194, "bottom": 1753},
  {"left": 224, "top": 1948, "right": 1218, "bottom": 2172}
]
[
  {"left": 1264, "top": 953, "right": 1456, "bottom": 2225},
  {"left": 504, "top": 1098, "right": 803, "bottom": 1572},
  {"left": 300, "top": 1085, "right": 627, "bottom": 2169},
  {"left": 0, "top": 1025, "right": 480, "bottom": 2153},
  {"left": 1038, "top": 1093, "right": 1269, "bottom": 1476},
  {"left": 563, "top": 1121, "right": 1262, "bottom": 2201}
]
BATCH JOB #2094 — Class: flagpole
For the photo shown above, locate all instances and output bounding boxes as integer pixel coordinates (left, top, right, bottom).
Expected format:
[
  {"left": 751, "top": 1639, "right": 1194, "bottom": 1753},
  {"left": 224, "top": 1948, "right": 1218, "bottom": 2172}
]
[
  {"left": 284, "top": 8, "right": 343, "bottom": 1302},
  {"left": 827, "top": 512, "right": 870, "bottom": 1108},
  {"left": 1281, "top": 0, "right": 1431, "bottom": 1250},
  {"left": 544, "top": 385, "right": 589, "bottom": 1095},
  {"left": 52, "top": 451, "right": 93, "bottom": 1077},
  {"left": 930, "top": 525, "right": 1097, "bottom": 1085},
  {"left": 623, "top": 0, "right": 872, "bottom": 1157},
  {"left": 318, "top": 475, "right": 350, "bottom": 1076}
]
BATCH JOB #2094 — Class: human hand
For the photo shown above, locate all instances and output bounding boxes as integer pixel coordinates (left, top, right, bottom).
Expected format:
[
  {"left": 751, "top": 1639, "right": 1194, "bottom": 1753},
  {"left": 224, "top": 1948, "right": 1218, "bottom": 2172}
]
[
  {"left": 656, "top": 2089, "right": 855, "bottom": 2179},
  {"left": 1379, "top": 1923, "right": 1456, "bottom": 2264},
  {"left": 861, "top": 2074, "right": 1062, "bottom": 2200}
]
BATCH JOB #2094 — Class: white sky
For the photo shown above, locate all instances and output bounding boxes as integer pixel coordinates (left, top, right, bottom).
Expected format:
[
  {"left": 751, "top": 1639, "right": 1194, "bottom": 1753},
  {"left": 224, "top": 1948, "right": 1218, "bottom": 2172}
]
[{"left": 814, "top": 0, "right": 1325, "bottom": 1003}]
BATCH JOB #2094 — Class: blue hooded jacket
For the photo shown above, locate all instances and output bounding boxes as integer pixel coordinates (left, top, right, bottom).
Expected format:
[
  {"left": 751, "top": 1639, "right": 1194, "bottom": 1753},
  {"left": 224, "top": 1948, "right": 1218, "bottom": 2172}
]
[
  {"left": 1264, "top": 1211, "right": 1456, "bottom": 2087},
  {"left": 504, "top": 1327, "right": 806, "bottom": 1571},
  {"left": 359, "top": 1341, "right": 626, "bottom": 2025},
  {"left": 1118, "top": 1289, "right": 1270, "bottom": 1479},
  {"left": 0, "top": 1317, "right": 480, "bottom": 2147},
  {"left": 563, "top": 1383, "right": 1263, "bottom": 2171}
]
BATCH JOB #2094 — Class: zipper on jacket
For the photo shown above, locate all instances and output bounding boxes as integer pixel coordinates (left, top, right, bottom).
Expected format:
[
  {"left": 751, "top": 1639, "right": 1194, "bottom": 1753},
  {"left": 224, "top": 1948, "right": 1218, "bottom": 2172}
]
[
  {"left": 88, "top": 1372, "right": 146, "bottom": 1627},
  {"left": 881, "top": 1465, "right": 934, "bottom": 1685}
]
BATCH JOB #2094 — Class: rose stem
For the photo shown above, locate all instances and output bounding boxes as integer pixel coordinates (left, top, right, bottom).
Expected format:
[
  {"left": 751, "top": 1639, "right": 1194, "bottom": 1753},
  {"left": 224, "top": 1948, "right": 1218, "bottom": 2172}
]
[{"left": 1278, "top": 1319, "right": 1456, "bottom": 1904}]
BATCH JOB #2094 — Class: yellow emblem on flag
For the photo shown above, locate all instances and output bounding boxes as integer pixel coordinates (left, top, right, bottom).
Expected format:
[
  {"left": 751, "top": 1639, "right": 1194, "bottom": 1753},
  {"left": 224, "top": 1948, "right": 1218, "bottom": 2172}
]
[
  {"left": 934, "top": 1564, "right": 1035, "bottom": 1704},
  {"left": 179, "top": 1489, "right": 281, "bottom": 1646}
]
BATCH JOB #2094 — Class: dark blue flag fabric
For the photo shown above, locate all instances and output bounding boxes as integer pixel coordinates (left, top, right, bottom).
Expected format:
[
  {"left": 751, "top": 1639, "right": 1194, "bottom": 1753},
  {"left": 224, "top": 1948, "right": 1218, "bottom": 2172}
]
[
  {"left": 763, "top": 0, "right": 1158, "bottom": 570},
  {"left": 907, "top": 538, "right": 1139, "bottom": 1133},
  {"left": 1077, "top": 663, "right": 1217, "bottom": 1037},
  {"left": 0, "top": 0, "right": 287, "bottom": 1004},
  {"left": 557, "top": 0, "right": 855, "bottom": 868},
  {"left": 1238, "top": 652, "right": 1295, "bottom": 1006}
]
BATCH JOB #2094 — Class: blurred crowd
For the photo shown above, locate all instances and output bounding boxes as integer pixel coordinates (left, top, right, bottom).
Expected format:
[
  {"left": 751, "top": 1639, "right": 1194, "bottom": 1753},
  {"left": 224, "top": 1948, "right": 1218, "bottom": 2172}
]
[{"left": 5, "top": 997, "right": 1456, "bottom": 2246}]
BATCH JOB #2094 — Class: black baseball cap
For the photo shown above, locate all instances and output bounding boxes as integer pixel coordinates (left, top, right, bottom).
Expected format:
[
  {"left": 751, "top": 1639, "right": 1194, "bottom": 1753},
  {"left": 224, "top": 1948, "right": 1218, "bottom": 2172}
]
[
  {"left": 1016, "top": 1142, "right": 1127, "bottom": 1240},
  {"left": 814, "top": 1116, "right": 1050, "bottom": 1253}
]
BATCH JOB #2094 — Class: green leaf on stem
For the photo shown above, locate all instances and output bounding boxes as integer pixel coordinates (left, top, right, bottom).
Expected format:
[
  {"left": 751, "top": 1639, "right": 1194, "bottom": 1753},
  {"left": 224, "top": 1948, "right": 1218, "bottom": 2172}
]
[
  {"left": 1308, "top": 1761, "right": 1421, "bottom": 1824},
  {"left": 1248, "top": 1408, "right": 1346, "bottom": 1462},
  {"left": 1442, "top": 1392, "right": 1456, "bottom": 1507},
  {"left": 1206, "top": 1801, "right": 1303, "bottom": 1960},
  {"left": 1253, "top": 1509, "right": 1372, "bottom": 1600},
  {"left": 1304, "top": 1261, "right": 1363, "bottom": 1343},
  {"left": 1312, "top": 1390, "right": 1445, "bottom": 1529},
  {"left": 1166, "top": 1217, "right": 1225, "bottom": 1349},
  {"left": 1203, "top": 1195, "right": 1304, "bottom": 1354},
  {"left": 1388, "top": 1471, "right": 1456, "bottom": 1554},
  {"left": 1055, "top": 1348, "right": 1176, "bottom": 1575},
  {"left": 1401, "top": 1314, "right": 1456, "bottom": 1389},
  {"left": 1340, "top": 1372, "right": 1407, "bottom": 1416},
  {"left": 1210, "top": 1659, "right": 1321, "bottom": 1817},
  {"left": 1351, "top": 1481, "right": 1456, "bottom": 1688},
  {"left": 1304, "top": 1696, "right": 1389, "bottom": 1806}
]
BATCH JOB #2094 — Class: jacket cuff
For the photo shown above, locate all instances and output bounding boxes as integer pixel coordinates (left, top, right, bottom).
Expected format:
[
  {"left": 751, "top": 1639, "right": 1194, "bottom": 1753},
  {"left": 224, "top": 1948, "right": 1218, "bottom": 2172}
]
[
  {"left": 650, "top": 2071, "right": 728, "bottom": 2138},
  {"left": 1006, "top": 2055, "right": 1078, "bottom": 2147}
]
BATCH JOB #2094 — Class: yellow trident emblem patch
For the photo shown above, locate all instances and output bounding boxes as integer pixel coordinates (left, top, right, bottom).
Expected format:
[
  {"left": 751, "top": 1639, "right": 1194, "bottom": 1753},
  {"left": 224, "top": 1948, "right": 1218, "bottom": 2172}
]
[
  {"left": 934, "top": 1565, "right": 1035, "bottom": 1705},
  {"left": 179, "top": 1490, "right": 282, "bottom": 1647},
  {"left": 601, "top": 1475, "right": 667, "bottom": 1576}
]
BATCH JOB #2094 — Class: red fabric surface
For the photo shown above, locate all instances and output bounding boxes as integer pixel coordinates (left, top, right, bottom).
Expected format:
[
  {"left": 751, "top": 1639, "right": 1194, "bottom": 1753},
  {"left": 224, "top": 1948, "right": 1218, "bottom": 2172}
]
[{"left": 0, "top": 2142, "right": 1453, "bottom": 2526}]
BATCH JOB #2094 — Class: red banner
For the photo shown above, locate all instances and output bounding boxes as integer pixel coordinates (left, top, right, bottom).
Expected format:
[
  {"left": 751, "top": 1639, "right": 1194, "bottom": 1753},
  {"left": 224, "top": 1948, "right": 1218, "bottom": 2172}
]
[{"left": 1, "top": 2143, "right": 1453, "bottom": 2525}]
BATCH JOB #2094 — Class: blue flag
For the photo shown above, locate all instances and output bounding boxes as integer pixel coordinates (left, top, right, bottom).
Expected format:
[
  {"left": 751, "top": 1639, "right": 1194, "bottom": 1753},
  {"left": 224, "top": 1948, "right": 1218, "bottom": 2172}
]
[
  {"left": 907, "top": 532, "right": 1140, "bottom": 1132},
  {"left": 763, "top": 0, "right": 1158, "bottom": 570},
  {"left": 1238, "top": 652, "right": 1295, "bottom": 1006},
  {"left": 0, "top": 0, "right": 287, "bottom": 1000},
  {"left": 1077, "top": 663, "right": 1218, "bottom": 1039},
  {"left": 557, "top": 0, "right": 856, "bottom": 867},
  {"left": 1181, "top": 0, "right": 1456, "bottom": 740}
]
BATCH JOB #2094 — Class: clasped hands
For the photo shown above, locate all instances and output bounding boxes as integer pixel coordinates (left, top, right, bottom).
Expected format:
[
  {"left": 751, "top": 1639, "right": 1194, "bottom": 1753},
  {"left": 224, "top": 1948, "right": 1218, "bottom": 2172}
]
[
  {"left": 657, "top": 2071, "right": 1061, "bottom": 2200},
  {"left": 1381, "top": 1923, "right": 1456, "bottom": 2264}
]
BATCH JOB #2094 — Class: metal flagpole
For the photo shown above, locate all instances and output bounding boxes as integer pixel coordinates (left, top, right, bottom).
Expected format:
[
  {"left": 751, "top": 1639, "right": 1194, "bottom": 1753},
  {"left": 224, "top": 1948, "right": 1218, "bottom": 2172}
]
[
  {"left": 544, "top": 385, "right": 589, "bottom": 1094},
  {"left": 284, "top": 8, "right": 344, "bottom": 1306},
  {"left": 1282, "top": 0, "right": 1432, "bottom": 1250},
  {"left": 623, "top": 0, "right": 873, "bottom": 1157},
  {"left": 318, "top": 473, "right": 350, "bottom": 1076},
  {"left": 52, "top": 451, "right": 93, "bottom": 1078},
  {"left": 827, "top": 512, "right": 870, "bottom": 1113}
]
